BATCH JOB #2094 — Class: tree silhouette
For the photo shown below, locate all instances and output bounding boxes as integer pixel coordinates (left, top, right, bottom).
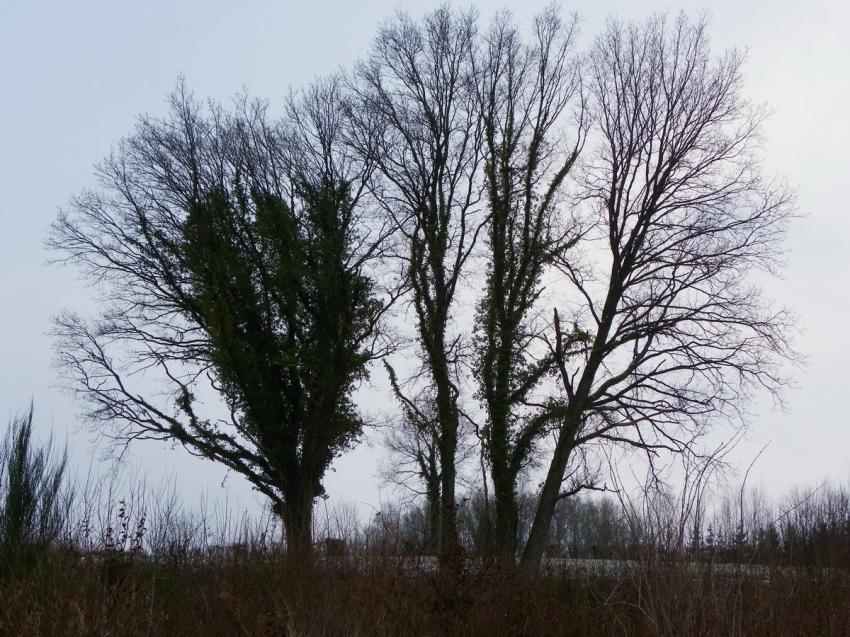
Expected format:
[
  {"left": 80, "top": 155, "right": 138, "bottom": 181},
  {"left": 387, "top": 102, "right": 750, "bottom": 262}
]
[
  {"left": 519, "top": 14, "right": 796, "bottom": 574},
  {"left": 50, "top": 80, "right": 394, "bottom": 553}
]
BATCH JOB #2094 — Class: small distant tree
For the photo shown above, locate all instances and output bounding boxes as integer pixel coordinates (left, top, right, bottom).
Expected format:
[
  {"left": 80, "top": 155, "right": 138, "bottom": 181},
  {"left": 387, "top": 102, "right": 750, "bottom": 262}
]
[
  {"left": 380, "top": 368, "right": 442, "bottom": 552},
  {"left": 49, "top": 80, "right": 393, "bottom": 554},
  {"left": 380, "top": 364, "right": 479, "bottom": 553}
]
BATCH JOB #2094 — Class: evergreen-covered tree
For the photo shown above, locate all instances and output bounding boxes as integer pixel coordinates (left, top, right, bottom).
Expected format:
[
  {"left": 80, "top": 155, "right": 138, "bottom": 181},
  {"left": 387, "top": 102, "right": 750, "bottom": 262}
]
[{"left": 50, "top": 81, "right": 392, "bottom": 553}]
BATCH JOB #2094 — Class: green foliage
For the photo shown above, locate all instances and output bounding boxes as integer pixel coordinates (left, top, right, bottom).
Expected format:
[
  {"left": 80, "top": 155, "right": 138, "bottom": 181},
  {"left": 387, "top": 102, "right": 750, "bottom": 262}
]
[
  {"left": 180, "top": 179, "right": 378, "bottom": 502},
  {"left": 473, "top": 9, "right": 583, "bottom": 557},
  {"left": 49, "top": 82, "right": 389, "bottom": 550}
]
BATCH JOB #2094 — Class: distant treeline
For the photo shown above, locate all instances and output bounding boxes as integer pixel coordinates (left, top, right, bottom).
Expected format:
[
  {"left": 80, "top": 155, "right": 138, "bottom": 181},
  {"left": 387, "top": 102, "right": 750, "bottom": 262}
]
[{"left": 358, "top": 485, "right": 850, "bottom": 570}]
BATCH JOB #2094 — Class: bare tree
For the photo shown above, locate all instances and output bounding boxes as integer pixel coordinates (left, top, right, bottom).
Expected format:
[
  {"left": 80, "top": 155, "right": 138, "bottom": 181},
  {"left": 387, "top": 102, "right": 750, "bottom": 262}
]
[
  {"left": 349, "top": 6, "right": 484, "bottom": 565},
  {"left": 380, "top": 367, "right": 442, "bottom": 552},
  {"left": 519, "top": 14, "right": 796, "bottom": 575},
  {"left": 474, "top": 6, "right": 586, "bottom": 561},
  {"left": 49, "top": 79, "right": 394, "bottom": 554},
  {"left": 380, "top": 363, "right": 480, "bottom": 553}
]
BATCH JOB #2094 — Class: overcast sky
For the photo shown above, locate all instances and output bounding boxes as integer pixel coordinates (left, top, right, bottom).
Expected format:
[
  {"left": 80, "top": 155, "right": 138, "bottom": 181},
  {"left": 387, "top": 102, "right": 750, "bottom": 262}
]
[{"left": 1, "top": 0, "right": 848, "bottom": 515}]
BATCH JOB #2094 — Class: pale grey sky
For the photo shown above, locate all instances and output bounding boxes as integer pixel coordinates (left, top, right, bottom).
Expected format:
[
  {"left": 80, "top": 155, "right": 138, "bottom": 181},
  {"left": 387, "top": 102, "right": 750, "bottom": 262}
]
[{"left": 1, "top": 0, "right": 848, "bottom": 514}]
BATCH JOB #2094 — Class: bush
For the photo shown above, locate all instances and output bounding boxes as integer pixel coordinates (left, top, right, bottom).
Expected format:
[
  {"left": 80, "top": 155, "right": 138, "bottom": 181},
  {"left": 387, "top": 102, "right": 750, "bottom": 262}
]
[{"left": 0, "top": 406, "right": 70, "bottom": 575}]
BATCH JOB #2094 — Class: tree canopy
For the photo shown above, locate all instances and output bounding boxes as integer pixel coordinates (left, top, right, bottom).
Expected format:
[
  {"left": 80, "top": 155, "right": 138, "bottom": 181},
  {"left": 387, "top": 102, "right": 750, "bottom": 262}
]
[{"left": 50, "top": 81, "right": 393, "bottom": 550}]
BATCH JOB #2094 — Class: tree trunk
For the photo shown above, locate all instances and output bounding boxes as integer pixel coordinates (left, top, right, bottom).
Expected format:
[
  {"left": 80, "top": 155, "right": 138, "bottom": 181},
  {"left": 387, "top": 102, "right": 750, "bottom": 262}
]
[
  {"left": 438, "top": 430, "right": 460, "bottom": 568},
  {"left": 431, "top": 334, "right": 461, "bottom": 570},
  {"left": 283, "top": 489, "right": 314, "bottom": 559},
  {"left": 426, "top": 476, "right": 441, "bottom": 553},
  {"left": 493, "top": 468, "right": 519, "bottom": 564},
  {"left": 488, "top": 392, "right": 519, "bottom": 563},
  {"left": 519, "top": 419, "right": 577, "bottom": 576},
  {"left": 521, "top": 283, "right": 621, "bottom": 575}
]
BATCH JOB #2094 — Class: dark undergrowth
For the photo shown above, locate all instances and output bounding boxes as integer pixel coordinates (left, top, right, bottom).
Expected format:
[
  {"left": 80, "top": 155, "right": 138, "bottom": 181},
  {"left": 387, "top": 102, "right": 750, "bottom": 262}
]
[
  {"left": 1, "top": 550, "right": 848, "bottom": 636},
  {"left": 2, "top": 408, "right": 848, "bottom": 635}
]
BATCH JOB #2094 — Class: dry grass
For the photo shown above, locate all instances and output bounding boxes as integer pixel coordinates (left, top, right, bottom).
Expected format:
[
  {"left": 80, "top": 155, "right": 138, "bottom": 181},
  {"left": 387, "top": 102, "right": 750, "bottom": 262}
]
[
  {"left": 2, "top": 418, "right": 847, "bottom": 635},
  {"left": 1, "top": 549, "right": 847, "bottom": 636}
]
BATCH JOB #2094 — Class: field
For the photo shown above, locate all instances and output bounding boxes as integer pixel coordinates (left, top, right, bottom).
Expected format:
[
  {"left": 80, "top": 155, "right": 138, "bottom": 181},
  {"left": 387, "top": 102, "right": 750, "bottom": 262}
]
[
  {"left": 1, "top": 548, "right": 848, "bottom": 636},
  {"left": 2, "top": 412, "right": 848, "bottom": 635}
]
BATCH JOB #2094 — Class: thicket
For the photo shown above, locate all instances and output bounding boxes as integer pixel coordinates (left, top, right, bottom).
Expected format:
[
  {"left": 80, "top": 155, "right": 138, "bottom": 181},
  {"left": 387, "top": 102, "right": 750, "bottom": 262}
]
[
  {"left": 0, "top": 462, "right": 848, "bottom": 636},
  {"left": 0, "top": 407, "right": 70, "bottom": 577}
]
